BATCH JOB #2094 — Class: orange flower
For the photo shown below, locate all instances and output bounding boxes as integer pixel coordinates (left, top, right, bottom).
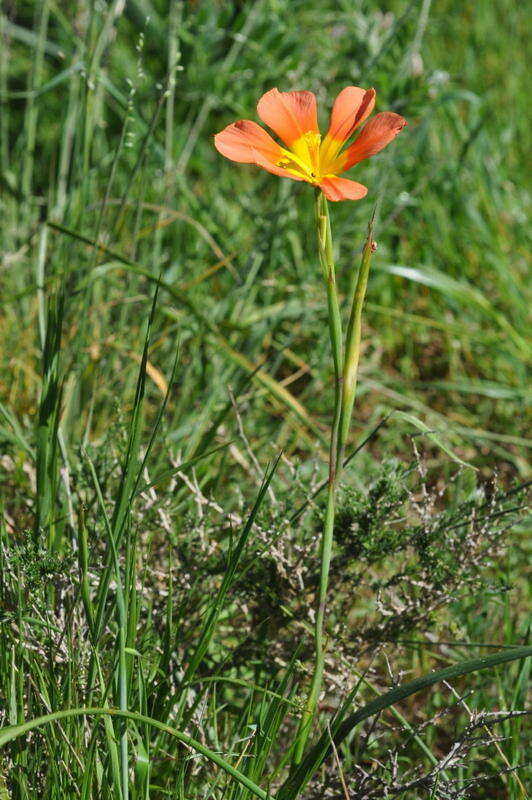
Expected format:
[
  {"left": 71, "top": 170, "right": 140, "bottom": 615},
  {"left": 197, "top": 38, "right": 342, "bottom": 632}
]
[{"left": 214, "top": 87, "right": 407, "bottom": 201}]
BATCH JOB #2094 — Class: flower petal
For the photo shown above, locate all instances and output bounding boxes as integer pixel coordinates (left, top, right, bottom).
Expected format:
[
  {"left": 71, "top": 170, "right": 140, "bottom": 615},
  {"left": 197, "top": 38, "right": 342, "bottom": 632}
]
[
  {"left": 325, "top": 86, "right": 376, "bottom": 144},
  {"left": 214, "top": 121, "right": 306, "bottom": 183},
  {"left": 257, "top": 88, "right": 318, "bottom": 147},
  {"left": 318, "top": 176, "right": 368, "bottom": 202},
  {"left": 214, "top": 119, "right": 283, "bottom": 165},
  {"left": 338, "top": 112, "right": 407, "bottom": 171},
  {"left": 252, "top": 148, "right": 305, "bottom": 181}
]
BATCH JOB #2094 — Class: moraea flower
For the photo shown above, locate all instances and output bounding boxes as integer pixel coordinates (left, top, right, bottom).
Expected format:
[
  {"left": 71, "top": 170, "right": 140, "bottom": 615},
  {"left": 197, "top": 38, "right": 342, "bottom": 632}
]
[{"left": 214, "top": 87, "right": 406, "bottom": 201}]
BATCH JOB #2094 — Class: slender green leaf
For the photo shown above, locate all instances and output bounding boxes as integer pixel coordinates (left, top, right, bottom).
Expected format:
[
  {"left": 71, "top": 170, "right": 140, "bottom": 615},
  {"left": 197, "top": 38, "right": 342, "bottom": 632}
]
[{"left": 279, "top": 645, "right": 532, "bottom": 799}]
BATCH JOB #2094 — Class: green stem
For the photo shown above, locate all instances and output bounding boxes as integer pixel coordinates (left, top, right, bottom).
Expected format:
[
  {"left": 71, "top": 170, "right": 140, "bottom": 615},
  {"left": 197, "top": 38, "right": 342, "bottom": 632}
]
[
  {"left": 293, "top": 197, "right": 376, "bottom": 767},
  {"left": 293, "top": 191, "right": 343, "bottom": 764},
  {"left": 317, "top": 192, "right": 344, "bottom": 477}
]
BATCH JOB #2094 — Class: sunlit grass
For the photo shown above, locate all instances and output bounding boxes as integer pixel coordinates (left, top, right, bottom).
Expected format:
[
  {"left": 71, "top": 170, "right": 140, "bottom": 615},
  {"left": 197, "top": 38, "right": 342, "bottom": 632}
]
[{"left": 0, "top": 1, "right": 530, "bottom": 798}]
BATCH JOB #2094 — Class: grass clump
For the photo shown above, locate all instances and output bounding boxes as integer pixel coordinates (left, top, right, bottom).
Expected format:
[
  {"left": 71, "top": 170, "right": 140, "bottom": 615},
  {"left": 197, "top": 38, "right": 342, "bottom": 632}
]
[{"left": 0, "top": 0, "right": 530, "bottom": 798}]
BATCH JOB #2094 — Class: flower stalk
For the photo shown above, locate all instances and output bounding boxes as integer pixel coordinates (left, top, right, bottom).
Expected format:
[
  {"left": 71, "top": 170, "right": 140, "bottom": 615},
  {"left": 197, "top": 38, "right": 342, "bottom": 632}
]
[{"left": 293, "top": 191, "right": 375, "bottom": 765}]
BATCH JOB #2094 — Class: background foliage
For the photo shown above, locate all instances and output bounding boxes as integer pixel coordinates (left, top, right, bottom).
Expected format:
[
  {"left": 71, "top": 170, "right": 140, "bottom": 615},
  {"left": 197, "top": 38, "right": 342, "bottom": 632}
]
[{"left": 0, "top": 1, "right": 530, "bottom": 798}]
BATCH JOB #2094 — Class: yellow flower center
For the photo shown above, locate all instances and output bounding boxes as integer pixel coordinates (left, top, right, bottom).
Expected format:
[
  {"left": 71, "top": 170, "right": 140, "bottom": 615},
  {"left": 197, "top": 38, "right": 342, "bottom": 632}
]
[{"left": 276, "top": 130, "right": 342, "bottom": 183}]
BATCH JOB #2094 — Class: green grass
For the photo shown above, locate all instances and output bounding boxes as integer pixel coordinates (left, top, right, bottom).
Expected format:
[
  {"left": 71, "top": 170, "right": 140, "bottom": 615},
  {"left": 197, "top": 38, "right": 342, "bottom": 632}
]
[{"left": 0, "top": 1, "right": 530, "bottom": 798}]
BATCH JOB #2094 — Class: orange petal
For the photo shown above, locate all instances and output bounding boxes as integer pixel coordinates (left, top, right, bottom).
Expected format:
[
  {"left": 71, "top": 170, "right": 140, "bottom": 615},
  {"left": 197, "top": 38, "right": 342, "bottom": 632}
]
[
  {"left": 326, "top": 86, "right": 376, "bottom": 143},
  {"left": 252, "top": 147, "right": 305, "bottom": 181},
  {"left": 338, "top": 112, "right": 407, "bottom": 171},
  {"left": 214, "top": 120, "right": 305, "bottom": 183},
  {"left": 257, "top": 88, "right": 318, "bottom": 147},
  {"left": 318, "top": 176, "right": 368, "bottom": 202},
  {"left": 214, "top": 119, "right": 283, "bottom": 164}
]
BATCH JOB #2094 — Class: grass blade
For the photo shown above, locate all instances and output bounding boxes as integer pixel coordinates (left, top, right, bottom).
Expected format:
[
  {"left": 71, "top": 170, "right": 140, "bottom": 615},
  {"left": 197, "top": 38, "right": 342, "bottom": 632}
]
[
  {"left": 278, "top": 645, "right": 532, "bottom": 799},
  {"left": 0, "top": 707, "right": 269, "bottom": 800}
]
